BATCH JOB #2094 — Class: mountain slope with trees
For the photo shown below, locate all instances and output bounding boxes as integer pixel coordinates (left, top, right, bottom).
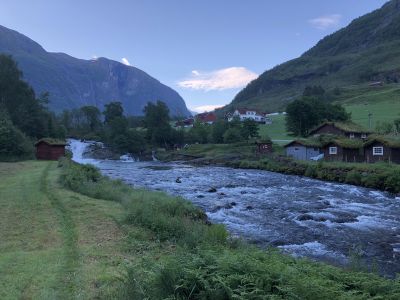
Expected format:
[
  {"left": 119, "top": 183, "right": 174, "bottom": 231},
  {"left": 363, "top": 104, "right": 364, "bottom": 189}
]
[
  {"left": 225, "top": 0, "right": 400, "bottom": 112},
  {"left": 0, "top": 25, "right": 190, "bottom": 117}
]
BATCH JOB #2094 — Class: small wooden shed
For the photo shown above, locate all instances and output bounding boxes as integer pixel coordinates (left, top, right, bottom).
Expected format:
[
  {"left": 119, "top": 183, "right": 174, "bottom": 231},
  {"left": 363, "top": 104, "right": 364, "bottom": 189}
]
[
  {"left": 255, "top": 139, "right": 273, "bottom": 155},
  {"left": 35, "top": 138, "right": 66, "bottom": 160}
]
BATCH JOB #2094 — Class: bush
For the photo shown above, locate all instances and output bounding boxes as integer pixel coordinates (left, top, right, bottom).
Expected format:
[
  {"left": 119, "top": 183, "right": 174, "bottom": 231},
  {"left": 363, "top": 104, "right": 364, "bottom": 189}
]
[
  {"left": 384, "top": 170, "right": 400, "bottom": 193},
  {"left": 223, "top": 128, "right": 243, "bottom": 144},
  {"left": 305, "top": 165, "right": 317, "bottom": 178},
  {"left": 0, "top": 111, "right": 34, "bottom": 160},
  {"left": 345, "top": 170, "right": 362, "bottom": 185},
  {"left": 124, "top": 246, "right": 400, "bottom": 300}
]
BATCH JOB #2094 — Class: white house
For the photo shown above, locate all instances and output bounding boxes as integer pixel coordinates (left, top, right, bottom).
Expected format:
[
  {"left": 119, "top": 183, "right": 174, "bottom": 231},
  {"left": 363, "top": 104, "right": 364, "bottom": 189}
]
[{"left": 228, "top": 108, "right": 272, "bottom": 124}]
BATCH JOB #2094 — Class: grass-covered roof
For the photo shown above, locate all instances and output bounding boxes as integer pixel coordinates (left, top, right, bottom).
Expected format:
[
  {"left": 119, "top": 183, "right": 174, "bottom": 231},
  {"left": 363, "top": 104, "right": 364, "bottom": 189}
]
[
  {"left": 284, "top": 138, "right": 323, "bottom": 148},
  {"left": 309, "top": 121, "right": 371, "bottom": 135},
  {"left": 35, "top": 138, "right": 67, "bottom": 146},
  {"left": 364, "top": 135, "right": 400, "bottom": 148},
  {"left": 328, "top": 138, "right": 364, "bottom": 149},
  {"left": 285, "top": 134, "right": 400, "bottom": 150}
]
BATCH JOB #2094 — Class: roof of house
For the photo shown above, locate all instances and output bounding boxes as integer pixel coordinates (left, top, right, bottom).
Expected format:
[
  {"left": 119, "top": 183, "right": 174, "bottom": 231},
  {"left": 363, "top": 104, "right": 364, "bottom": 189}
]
[
  {"left": 309, "top": 121, "right": 371, "bottom": 135},
  {"left": 325, "top": 138, "right": 364, "bottom": 149},
  {"left": 234, "top": 108, "right": 266, "bottom": 116},
  {"left": 35, "top": 138, "right": 67, "bottom": 146},
  {"left": 364, "top": 135, "right": 400, "bottom": 148},
  {"left": 196, "top": 112, "right": 217, "bottom": 122},
  {"left": 255, "top": 138, "right": 272, "bottom": 144},
  {"left": 285, "top": 135, "right": 363, "bottom": 149},
  {"left": 284, "top": 138, "right": 323, "bottom": 148}
]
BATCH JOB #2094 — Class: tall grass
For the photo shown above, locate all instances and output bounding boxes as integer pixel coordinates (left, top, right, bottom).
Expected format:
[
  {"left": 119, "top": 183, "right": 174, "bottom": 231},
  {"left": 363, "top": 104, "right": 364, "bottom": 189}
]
[{"left": 58, "top": 158, "right": 400, "bottom": 299}]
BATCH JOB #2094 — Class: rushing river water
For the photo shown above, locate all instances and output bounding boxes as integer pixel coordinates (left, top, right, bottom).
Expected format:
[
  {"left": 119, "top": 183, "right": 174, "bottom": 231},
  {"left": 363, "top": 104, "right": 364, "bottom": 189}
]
[{"left": 69, "top": 139, "right": 400, "bottom": 276}]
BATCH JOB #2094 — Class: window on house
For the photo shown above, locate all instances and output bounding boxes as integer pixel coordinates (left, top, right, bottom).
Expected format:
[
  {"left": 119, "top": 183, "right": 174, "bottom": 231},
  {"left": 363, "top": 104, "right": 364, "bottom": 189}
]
[
  {"left": 349, "top": 133, "right": 355, "bottom": 139},
  {"left": 294, "top": 147, "right": 299, "bottom": 151},
  {"left": 373, "top": 147, "right": 384, "bottom": 156},
  {"left": 361, "top": 133, "right": 367, "bottom": 139},
  {"left": 329, "top": 147, "right": 337, "bottom": 155}
]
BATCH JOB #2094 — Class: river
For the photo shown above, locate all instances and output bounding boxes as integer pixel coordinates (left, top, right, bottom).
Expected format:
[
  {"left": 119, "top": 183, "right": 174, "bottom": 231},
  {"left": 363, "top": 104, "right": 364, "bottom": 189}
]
[{"left": 68, "top": 139, "right": 400, "bottom": 276}]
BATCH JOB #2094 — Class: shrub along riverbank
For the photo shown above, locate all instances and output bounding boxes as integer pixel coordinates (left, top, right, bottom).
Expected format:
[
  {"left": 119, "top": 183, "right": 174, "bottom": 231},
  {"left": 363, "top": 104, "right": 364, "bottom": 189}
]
[
  {"left": 58, "top": 158, "right": 400, "bottom": 299},
  {"left": 165, "top": 143, "right": 400, "bottom": 194}
]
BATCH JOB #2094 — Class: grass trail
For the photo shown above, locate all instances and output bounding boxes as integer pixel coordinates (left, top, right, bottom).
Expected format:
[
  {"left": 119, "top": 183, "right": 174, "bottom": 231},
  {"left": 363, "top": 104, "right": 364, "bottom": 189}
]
[
  {"left": 0, "top": 161, "right": 127, "bottom": 299},
  {"left": 40, "top": 163, "right": 80, "bottom": 298}
]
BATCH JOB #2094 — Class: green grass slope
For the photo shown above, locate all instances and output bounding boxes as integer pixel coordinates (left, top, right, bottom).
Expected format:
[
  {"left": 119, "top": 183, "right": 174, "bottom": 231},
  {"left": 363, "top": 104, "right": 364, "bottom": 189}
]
[{"left": 223, "top": 0, "right": 400, "bottom": 113}]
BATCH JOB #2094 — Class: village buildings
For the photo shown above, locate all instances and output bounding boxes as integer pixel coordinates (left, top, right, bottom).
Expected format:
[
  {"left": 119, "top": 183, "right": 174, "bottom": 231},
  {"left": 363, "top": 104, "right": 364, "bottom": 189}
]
[
  {"left": 175, "top": 112, "right": 217, "bottom": 128},
  {"left": 284, "top": 122, "right": 400, "bottom": 164}
]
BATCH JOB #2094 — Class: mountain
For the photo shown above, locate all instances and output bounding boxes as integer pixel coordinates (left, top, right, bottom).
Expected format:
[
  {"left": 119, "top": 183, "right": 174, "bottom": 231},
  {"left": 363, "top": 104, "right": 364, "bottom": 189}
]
[
  {"left": 0, "top": 25, "right": 190, "bottom": 116},
  {"left": 225, "top": 0, "right": 400, "bottom": 112}
]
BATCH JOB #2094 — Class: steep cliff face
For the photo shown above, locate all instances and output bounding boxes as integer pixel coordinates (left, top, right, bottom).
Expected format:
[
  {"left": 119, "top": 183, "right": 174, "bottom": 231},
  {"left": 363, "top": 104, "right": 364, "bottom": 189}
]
[
  {"left": 0, "top": 25, "right": 190, "bottom": 116},
  {"left": 226, "top": 0, "right": 400, "bottom": 112}
]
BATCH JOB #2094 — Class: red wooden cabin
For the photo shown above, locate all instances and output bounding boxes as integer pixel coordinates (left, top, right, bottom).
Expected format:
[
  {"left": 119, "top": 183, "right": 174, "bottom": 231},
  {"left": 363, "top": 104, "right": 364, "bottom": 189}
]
[{"left": 35, "top": 138, "right": 66, "bottom": 160}]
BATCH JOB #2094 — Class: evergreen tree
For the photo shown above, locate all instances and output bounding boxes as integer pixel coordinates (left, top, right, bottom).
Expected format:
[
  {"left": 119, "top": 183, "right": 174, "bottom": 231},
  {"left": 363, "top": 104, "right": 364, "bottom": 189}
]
[
  {"left": 143, "top": 101, "right": 172, "bottom": 147},
  {"left": 241, "top": 119, "right": 259, "bottom": 140}
]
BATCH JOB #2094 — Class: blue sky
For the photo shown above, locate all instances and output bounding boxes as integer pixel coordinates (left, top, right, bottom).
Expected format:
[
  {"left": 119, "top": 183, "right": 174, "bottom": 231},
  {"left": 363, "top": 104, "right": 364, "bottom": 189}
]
[{"left": 0, "top": 0, "right": 388, "bottom": 112}]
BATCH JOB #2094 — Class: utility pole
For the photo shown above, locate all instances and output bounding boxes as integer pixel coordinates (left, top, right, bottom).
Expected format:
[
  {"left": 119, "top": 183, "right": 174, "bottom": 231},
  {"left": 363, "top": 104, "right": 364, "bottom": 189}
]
[{"left": 368, "top": 111, "right": 373, "bottom": 129}]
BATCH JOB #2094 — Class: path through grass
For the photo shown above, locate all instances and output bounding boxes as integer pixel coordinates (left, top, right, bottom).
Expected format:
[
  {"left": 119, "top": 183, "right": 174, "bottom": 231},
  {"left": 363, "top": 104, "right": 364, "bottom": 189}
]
[{"left": 0, "top": 161, "right": 127, "bottom": 299}]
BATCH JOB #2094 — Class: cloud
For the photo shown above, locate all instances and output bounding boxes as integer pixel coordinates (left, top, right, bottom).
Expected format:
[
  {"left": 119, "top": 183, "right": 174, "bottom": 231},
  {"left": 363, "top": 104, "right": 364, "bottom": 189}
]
[
  {"left": 178, "top": 67, "right": 258, "bottom": 91},
  {"left": 308, "top": 14, "right": 341, "bottom": 30},
  {"left": 121, "top": 57, "right": 131, "bottom": 66},
  {"left": 191, "top": 104, "right": 224, "bottom": 113}
]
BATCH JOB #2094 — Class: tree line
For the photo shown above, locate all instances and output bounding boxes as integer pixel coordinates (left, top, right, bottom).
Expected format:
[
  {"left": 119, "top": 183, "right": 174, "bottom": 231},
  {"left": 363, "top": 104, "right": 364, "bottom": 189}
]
[{"left": 0, "top": 55, "right": 66, "bottom": 159}]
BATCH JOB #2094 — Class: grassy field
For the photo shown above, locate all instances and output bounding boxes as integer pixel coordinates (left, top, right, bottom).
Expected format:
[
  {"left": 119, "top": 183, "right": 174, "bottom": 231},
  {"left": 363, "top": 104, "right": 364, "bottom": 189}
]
[
  {"left": 255, "top": 84, "right": 400, "bottom": 140},
  {"left": 0, "top": 161, "right": 127, "bottom": 299},
  {"left": 259, "top": 114, "right": 293, "bottom": 142}
]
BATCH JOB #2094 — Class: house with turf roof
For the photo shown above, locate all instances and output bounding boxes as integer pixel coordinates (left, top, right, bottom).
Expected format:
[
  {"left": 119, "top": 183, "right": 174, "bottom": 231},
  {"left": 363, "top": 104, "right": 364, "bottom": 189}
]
[
  {"left": 364, "top": 135, "right": 400, "bottom": 163},
  {"left": 309, "top": 122, "right": 371, "bottom": 140},
  {"left": 322, "top": 138, "right": 365, "bottom": 163},
  {"left": 35, "top": 138, "right": 66, "bottom": 160}
]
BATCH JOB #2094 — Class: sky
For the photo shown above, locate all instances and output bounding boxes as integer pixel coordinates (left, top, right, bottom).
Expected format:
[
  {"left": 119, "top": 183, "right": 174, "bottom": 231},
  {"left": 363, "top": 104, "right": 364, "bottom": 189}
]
[{"left": 0, "top": 0, "right": 388, "bottom": 113}]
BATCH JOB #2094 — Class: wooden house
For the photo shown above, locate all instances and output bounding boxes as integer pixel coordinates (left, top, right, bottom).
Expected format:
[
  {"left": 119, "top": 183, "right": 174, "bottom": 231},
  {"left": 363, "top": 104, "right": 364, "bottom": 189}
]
[
  {"left": 228, "top": 108, "right": 271, "bottom": 124},
  {"left": 284, "top": 139, "right": 322, "bottom": 161},
  {"left": 195, "top": 112, "right": 217, "bottom": 124},
  {"left": 255, "top": 139, "right": 273, "bottom": 155},
  {"left": 322, "top": 138, "right": 364, "bottom": 163},
  {"left": 309, "top": 122, "right": 371, "bottom": 139},
  {"left": 35, "top": 138, "right": 66, "bottom": 160},
  {"left": 364, "top": 136, "right": 400, "bottom": 163}
]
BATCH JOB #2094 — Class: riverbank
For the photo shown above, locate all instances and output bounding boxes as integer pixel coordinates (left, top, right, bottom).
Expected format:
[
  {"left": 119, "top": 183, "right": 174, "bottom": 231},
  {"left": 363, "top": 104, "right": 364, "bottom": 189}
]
[
  {"left": 2, "top": 159, "right": 399, "bottom": 298},
  {"left": 160, "top": 143, "right": 400, "bottom": 194}
]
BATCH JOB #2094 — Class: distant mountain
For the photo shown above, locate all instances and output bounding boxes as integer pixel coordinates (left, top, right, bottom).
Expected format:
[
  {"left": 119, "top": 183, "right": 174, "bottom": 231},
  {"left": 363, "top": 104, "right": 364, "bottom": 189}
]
[
  {"left": 225, "top": 0, "right": 400, "bottom": 112},
  {"left": 0, "top": 25, "right": 190, "bottom": 116}
]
